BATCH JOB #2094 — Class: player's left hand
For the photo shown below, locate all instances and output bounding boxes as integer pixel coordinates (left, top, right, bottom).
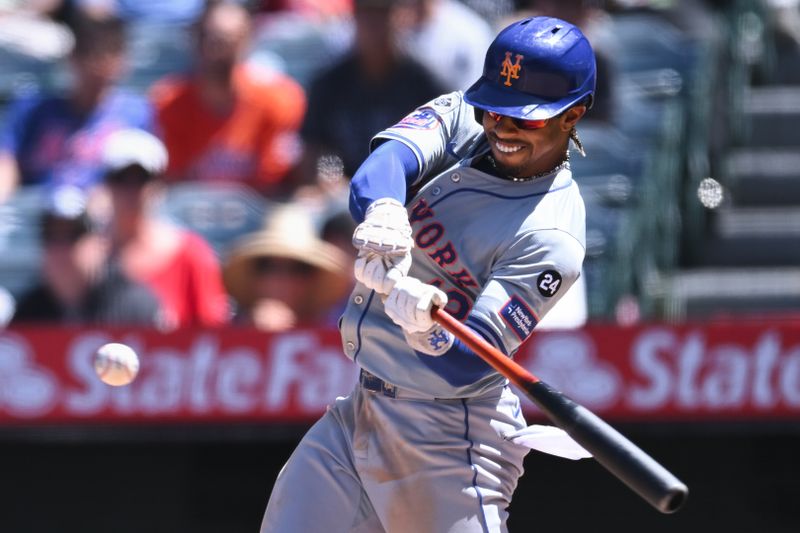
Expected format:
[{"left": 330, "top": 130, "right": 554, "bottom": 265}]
[
  {"left": 354, "top": 250, "right": 411, "bottom": 295},
  {"left": 384, "top": 276, "right": 447, "bottom": 333}
]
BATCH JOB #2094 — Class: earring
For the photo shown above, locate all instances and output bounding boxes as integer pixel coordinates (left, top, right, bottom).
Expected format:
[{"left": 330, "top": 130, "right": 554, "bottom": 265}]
[{"left": 570, "top": 127, "right": 586, "bottom": 157}]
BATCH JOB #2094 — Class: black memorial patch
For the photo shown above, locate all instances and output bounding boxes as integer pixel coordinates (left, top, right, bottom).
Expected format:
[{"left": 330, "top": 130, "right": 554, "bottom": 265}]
[{"left": 537, "top": 270, "right": 562, "bottom": 298}]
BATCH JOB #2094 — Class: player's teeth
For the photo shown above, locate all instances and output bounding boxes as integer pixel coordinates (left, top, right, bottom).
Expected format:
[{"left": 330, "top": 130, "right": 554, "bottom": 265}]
[{"left": 496, "top": 141, "right": 522, "bottom": 153}]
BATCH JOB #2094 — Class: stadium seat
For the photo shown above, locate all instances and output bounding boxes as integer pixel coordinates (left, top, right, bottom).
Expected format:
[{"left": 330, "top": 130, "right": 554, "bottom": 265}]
[
  {"left": 120, "top": 22, "right": 193, "bottom": 93},
  {"left": 0, "top": 186, "right": 45, "bottom": 297},
  {"left": 0, "top": 47, "right": 66, "bottom": 102},
  {"left": 157, "top": 182, "right": 271, "bottom": 257},
  {"left": 247, "top": 12, "right": 351, "bottom": 90},
  {"left": 609, "top": 12, "right": 695, "bottom": 76}
]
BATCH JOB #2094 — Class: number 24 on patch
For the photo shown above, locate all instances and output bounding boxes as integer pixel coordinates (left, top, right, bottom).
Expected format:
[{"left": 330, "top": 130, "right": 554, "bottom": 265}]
[{"left": 537, "top": 270, "right": 562, "bottom": 297}]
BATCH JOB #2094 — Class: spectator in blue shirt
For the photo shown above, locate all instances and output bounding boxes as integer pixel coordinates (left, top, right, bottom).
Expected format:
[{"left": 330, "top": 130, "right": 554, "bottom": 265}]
[
  {"left": 74, "top": 0, "right": 208, "bottom": 25},
  {"left": 0, "top": 11, "right": 154, "bottom": 202}
]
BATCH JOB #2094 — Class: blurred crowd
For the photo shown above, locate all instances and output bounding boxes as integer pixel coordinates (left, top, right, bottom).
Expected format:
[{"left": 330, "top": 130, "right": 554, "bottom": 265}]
[{"left": 0, "top": 0, "right": 796, "bottom": 331}]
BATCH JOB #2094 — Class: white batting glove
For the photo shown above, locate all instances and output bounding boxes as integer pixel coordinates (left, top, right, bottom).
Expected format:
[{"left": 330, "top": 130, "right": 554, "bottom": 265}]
[
  {"left": 384, "top": 276, "right": 447, "bottom": 334},
  {"left": 352, "top": 198, "right": 414, "bottom": 255},
  {"left": 353, "top": 250, "right": 411, "bottom": 295}
]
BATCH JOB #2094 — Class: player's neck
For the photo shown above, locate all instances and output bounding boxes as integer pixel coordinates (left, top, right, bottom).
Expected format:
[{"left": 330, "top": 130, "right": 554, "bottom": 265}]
[{"left": 481, "top": 151, "right": 570, "bottom": 182}]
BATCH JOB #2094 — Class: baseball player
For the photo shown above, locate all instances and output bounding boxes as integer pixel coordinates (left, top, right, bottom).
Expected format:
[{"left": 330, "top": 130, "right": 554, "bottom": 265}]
[{"left": 262, "top": 16, "right": 596, "bottom": 532}]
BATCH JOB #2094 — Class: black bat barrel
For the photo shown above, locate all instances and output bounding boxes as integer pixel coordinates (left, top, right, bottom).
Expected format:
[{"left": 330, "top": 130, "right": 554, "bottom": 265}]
[{"left": 524, "top": 380, "right": 689, "bottom": 513}]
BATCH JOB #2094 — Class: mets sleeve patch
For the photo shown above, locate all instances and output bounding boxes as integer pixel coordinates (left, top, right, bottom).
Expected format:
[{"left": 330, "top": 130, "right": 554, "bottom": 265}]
[
  {"left": 395, "top": 109, "right": 440, "bottom": 130},
  {"left": 500, "top": 296, "right": 539, "bottom": 341}
]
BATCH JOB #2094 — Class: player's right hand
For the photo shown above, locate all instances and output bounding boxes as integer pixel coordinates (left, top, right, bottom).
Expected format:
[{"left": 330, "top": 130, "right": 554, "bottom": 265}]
[
  {"left": 384, "top": 276, "right": 447, "bottom": 333},
  {"left": 352, "top": 198, "right": 414, "bottom": 255},
  {"left": 354, "top": 250, "right": 411, "bottom": 295}
]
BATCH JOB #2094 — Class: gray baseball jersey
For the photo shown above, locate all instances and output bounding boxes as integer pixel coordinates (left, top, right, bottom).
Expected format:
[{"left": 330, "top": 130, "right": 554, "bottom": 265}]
[
  {"left": 339, "top": 91, "right": 586, "bottom": 399},
  {"left": 262, "top": 91, "right": 586, "bottom": 533}
]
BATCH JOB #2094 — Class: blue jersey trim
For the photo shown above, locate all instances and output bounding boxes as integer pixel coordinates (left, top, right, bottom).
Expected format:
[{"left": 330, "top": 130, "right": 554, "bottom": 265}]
[
  {"left": 352, "top": 290, "right": 377, "bottom": 364},
  {"left": 466, "top": 316, "right": 507, "bottom": 355},
  {"left": 429, "top": 182, "right": 574, "bottom": 209},
  {"left": 445, "top": 141, "right": 460, "bottom": 159},
  {"left": 462, "top": 399, "right": 490, "bottom": 533}
]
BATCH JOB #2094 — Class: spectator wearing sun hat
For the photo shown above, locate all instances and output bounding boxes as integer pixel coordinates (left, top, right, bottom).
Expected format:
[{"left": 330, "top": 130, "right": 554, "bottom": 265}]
[{"left": 223, "top": 204, "right": 350, "bottom": 332}]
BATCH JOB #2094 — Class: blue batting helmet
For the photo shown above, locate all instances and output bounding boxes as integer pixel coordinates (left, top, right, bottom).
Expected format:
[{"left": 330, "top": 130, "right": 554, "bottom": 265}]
[{"left": 464, "top": 17, "right": 596, "bottom": 121}]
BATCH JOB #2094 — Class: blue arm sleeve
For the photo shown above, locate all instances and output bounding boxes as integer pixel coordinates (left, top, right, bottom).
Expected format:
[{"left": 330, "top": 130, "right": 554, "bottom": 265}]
[{"left": 348, "top": 140, "right": 420, "bottom": 223}]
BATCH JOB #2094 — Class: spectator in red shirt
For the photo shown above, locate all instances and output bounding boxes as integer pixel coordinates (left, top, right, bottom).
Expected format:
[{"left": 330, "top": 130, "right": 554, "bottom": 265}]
[
  {"left": 100, "top": 128, "right": 230, "bottom": 328},
  {"left": 251, "top": 0, "right": 353, "bottom": 19},
  {"left": 150, "top": 0, "right": 306, "bottom": 198}
]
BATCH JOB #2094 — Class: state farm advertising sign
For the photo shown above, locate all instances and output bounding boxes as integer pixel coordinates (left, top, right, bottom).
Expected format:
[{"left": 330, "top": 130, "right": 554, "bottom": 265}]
[
  {"left": 1, "top": 322, "right": 799, "bottom": 424},
  {"left": 523, "top": 323, "right": 800, "bottom": 421},
  {"left": 0, "top": 328, "right": 356, "bottom": 423}
]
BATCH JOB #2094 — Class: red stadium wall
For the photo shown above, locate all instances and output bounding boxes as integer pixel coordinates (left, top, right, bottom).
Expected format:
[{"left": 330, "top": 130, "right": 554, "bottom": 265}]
[
  {"left": 2, "top": 322, "right": 799, "bottom": 533},
  {"left": 3, "top": 321, "right": 800, "bottom": 425}
]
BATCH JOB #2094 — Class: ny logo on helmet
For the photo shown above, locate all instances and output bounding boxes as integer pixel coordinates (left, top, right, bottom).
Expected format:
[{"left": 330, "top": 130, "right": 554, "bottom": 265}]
[{"left": 500, "top": 52, "right": 523, "bottom": 87}]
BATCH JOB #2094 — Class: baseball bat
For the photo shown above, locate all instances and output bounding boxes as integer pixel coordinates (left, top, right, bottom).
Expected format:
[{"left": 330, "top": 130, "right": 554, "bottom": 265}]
[{"left": 432, "top": 307, "right": 688, "bottom": 514}]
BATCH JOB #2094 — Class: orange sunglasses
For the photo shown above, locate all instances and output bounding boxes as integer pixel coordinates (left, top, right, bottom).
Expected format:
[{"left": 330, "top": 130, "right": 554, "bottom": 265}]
[{"left": 486, "top": 111, "right": 549, "bottom": 130}]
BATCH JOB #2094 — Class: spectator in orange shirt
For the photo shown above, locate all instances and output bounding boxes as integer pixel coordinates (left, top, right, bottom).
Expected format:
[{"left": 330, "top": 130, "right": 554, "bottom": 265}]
[
  {"left": 151, "top": 1, "right": 306, "bottom": 198},
  {"left": 100, "top": 128, "right": 230, "bottom": 328}
]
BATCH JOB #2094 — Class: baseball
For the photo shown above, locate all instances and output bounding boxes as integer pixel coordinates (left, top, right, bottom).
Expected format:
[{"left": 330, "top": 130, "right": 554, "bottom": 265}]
[{"left": 93, "top": 343, "right": 140, "bottom": 386}]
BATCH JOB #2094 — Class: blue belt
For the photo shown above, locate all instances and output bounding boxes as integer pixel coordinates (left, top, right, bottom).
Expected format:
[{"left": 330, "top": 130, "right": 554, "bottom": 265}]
[
  {"left": 358, "top": 368, "right": 508, "bottom": 402},
  {"left": 359, "top": 369, "right": 398, "bottom": 398}
]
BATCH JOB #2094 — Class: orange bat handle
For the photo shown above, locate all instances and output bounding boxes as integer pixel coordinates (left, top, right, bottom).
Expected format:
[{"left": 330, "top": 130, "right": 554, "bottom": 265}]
[{"left": 431, "top": 307, "right": 540, "bottom": 388}]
